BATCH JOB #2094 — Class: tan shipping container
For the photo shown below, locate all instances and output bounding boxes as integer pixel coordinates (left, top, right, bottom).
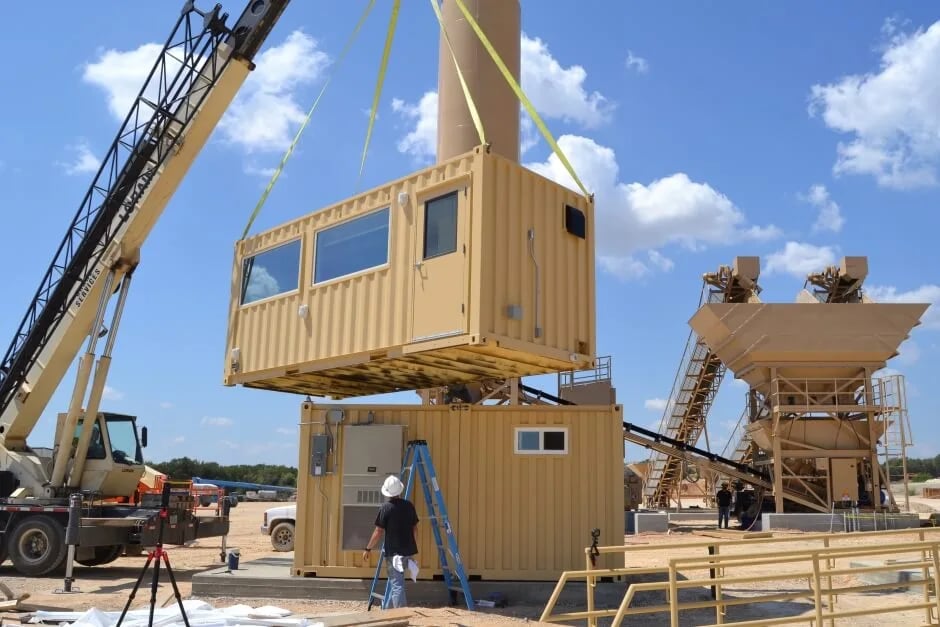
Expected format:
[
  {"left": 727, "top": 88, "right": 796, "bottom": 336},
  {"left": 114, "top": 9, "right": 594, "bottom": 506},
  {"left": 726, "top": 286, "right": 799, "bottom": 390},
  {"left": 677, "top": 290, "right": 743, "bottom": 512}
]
[
  {"left": 295, "top": 403, "right": 624, "bottom": 581},
  {"left": 223, "top": 145, "right": 596, "bottom": 399}
]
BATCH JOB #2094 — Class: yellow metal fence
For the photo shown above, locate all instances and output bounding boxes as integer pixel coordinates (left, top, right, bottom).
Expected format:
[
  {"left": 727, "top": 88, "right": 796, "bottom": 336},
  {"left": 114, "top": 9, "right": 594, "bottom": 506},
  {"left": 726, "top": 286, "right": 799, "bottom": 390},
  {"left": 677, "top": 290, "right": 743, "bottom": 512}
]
[{"left": 541, "top": 527, "right": 940, "bottom": 626}]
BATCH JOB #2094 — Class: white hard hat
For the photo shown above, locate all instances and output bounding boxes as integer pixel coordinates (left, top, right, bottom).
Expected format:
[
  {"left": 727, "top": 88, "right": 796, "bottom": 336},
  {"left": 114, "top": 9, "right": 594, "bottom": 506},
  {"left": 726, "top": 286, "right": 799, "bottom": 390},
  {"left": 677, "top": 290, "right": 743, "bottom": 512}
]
[{"left": 381, "top": 475, "right": 404, "bottom": 497}]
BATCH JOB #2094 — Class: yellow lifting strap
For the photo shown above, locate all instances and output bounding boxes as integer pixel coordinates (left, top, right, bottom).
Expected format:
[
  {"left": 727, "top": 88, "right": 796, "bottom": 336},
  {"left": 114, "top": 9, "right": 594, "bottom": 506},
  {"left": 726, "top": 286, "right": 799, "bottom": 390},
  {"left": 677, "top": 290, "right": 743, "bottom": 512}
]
[
  {"left": 240, "top": 0, "right": 377, "bottom": 240},
  {"left": 429, "top": 0, "right": 486, "bottom": 148},
  {"left": 451, "top": 0, "right": 591, "bottom": 199},
  {"left": 358, "top": 0, "right": 401, "bottom": 187}
]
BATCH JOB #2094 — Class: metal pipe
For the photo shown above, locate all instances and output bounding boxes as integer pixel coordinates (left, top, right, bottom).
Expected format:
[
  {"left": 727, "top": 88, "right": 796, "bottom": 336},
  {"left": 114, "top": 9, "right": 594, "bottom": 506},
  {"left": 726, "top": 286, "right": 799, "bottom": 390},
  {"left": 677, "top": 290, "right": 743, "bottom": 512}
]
[{"left": 436, "top": 0, "right": 521, "bottom": 163}]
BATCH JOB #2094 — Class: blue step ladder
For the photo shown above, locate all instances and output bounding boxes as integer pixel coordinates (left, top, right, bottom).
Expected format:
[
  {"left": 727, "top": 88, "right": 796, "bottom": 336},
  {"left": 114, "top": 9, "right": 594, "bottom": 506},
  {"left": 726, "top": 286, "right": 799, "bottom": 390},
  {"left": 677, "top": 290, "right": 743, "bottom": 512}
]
[{"left": 367, "top": 440, "right": 475, "bottom": 611}]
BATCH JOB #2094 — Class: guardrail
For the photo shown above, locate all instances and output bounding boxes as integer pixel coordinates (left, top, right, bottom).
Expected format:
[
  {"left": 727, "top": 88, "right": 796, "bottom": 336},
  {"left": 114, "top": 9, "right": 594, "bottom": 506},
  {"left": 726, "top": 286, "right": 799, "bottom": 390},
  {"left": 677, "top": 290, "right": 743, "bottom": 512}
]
[{"left": 541, "top": 526, "right": 940, "bottom": 626}]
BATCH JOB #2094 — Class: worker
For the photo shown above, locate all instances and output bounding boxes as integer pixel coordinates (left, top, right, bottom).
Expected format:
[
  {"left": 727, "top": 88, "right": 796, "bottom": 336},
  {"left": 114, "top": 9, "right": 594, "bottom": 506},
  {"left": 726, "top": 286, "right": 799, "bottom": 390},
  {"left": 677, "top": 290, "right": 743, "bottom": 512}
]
[
  {"left": 716, "top": 482, "right": 733, "bottom": 529},
  {"left": 362, "top": 475, "right": 419, "bottom": 608}
]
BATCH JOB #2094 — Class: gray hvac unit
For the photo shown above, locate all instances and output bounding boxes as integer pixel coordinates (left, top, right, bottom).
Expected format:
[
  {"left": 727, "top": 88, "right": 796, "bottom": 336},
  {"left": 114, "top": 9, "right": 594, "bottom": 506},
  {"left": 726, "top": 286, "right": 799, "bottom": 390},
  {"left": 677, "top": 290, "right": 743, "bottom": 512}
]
[{"left": 340, "top": 424, "right": 404, "bottom": 550}]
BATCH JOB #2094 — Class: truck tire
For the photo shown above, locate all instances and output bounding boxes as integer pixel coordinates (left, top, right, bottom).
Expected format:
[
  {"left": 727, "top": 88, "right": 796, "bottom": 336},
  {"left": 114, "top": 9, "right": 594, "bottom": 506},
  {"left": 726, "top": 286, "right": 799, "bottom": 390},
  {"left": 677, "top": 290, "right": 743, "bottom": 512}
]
[
  {"left": 270, "top": 521, "right": 295, "bottom": 552},
  {"left": 0, "top": 539, "right": 7, "bottom": 566},
  {"left": 76, "top": 544, "right": 124, "bottom": 567},
  {"left": 8, "top": 516, "right": 67, "bottom": 576}
]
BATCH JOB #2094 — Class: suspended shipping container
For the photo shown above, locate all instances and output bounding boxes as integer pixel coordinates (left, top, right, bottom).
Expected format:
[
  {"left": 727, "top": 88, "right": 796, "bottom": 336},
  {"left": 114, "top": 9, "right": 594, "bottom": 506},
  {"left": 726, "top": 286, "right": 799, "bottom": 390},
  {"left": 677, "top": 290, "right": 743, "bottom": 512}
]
[{"left": 223, "top": 145, "right": 596, "bottom": 398}]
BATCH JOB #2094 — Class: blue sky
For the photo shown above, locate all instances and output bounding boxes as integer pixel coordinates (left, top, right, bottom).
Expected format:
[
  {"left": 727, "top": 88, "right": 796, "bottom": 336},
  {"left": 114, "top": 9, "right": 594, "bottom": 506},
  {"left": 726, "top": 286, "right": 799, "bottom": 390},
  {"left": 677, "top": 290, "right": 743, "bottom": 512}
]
[{"left": 1, "top": 1, "right": 939, "bottom": 467}]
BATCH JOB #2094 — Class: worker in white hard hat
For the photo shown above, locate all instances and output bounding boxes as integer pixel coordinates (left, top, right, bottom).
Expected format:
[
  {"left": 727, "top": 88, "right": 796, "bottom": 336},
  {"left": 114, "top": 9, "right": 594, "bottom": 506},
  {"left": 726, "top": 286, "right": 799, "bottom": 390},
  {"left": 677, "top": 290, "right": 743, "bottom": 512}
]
[{"left": 362, "top": 475, "right": 419, "bottom": 607}]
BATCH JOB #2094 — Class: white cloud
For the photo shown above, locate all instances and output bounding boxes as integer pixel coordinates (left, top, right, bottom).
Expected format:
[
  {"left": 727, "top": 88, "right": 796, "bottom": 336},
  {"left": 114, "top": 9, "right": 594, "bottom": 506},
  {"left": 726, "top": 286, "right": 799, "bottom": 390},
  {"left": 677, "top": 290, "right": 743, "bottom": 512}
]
[
  {"left": 61, "top": 141, "right": 100, "bottom": 176},
  {"left": 82, "top": 31, "right": 327, "bottom": 157},
  {"left": 808, "top": 20, "right": 940, "bottom": 188},
  {"left": 391, "top": 92, "right": 437, "bottom": 161},
  {"left": 764, "top": 241, "right": 838, "bottom": 277},
  {"left": 173, "top": 435, "right": 185, "bottom": 444},
  {"left": 644, "top": 398, "right": 668, "bottom": 411},
  {"left": 800, "top": 184, "right": 845, "bottom": 233},
  {"left": 219, "top": 30, "right": 329, "bottom": 154},
  {"left": 392, "top": 33, "right": 611, "bottom": 162},
  {"left": 244, "top": 266, "right": 280, "bottom": 302},
  {"left": 625, "top": 51, "right": 649, "bottom": 74},
  {"left": 526, "top": 135, "right": 780, "bottom": 279},
  {"left": 521, "top": 33, "right": 613, "bottom": 128},
  {"left": 103, "top": 386, "right": 124, "bottom": 401},
  {"left": 83, "top": 43, "right": 165, "bottom": 119},
  {"left": 201, "top": 416, "right": 233, "bottom": 428},
  {"left": 866, "top": 284, "right": 940, "bottom": 329},
  {"left": 159, "top": 401, "right": 174, "bottom": 410},
  {"left": 275, "top": 427, "right": 297, "bottom": 435}
]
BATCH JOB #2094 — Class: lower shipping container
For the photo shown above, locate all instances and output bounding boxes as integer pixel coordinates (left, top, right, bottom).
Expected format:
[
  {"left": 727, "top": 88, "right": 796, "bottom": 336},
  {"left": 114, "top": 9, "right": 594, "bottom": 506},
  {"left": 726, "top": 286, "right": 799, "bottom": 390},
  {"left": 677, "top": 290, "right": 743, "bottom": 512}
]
[{"left": 295, "top": 402, "right": 624, "bottom": 581}]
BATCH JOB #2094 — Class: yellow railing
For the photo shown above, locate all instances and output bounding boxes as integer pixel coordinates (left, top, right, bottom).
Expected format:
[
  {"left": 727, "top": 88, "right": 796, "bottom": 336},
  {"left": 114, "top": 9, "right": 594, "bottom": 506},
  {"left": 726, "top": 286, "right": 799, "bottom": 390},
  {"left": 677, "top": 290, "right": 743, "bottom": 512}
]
[{"left": 541, "top": 527, "right": 940, "bottom": 626}]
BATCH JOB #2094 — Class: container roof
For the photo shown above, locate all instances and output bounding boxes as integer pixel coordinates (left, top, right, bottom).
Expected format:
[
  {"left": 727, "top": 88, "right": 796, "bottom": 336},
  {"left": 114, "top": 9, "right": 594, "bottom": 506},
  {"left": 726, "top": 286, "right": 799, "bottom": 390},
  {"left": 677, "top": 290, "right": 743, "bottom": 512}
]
[{"left": 688, "top": 302, "right": 928, "bottom": 382}]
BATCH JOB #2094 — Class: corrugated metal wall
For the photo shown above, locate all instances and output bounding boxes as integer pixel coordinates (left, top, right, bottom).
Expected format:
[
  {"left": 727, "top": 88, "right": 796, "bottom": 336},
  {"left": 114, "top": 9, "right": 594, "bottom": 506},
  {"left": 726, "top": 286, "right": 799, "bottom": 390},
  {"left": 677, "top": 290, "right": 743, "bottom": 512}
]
[
  {"left": 225, "top": 146, "right": 596, "bottom": 390},
  {"left": 296, "top": 403, "right": 624, "bottom": 580},
  {"left": 227, "top": 155, "right": 474, "bottom": 377},
  {"left": 473, "top": 151, "right": 596, "bottom": 359}
]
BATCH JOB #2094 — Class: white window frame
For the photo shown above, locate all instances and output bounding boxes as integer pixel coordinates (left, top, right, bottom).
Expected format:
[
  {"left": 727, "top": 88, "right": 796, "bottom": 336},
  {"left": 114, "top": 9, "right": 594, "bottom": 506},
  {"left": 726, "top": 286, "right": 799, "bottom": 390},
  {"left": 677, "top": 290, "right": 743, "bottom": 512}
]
[
  {"left": 513, "top": 427, "right": 569, "bottom": 455},
  {"left": 239, "top": 237, "right": 303, "bottom": 307}
]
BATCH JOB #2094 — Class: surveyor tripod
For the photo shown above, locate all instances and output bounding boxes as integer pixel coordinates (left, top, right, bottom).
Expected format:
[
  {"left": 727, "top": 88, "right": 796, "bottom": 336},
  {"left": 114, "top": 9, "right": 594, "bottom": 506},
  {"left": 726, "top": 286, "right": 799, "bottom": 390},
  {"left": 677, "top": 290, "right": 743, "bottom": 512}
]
[{"left": 116, "top": 483, "right": 191, "bottom": 627}]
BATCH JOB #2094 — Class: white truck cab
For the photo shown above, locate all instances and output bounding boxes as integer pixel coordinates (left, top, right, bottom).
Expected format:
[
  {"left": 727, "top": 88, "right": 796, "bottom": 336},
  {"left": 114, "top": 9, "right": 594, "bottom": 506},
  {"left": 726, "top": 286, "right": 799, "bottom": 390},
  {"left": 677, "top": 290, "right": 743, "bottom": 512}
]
[{"left": 261, "top": 503, "right": 296, "bottom": 551}]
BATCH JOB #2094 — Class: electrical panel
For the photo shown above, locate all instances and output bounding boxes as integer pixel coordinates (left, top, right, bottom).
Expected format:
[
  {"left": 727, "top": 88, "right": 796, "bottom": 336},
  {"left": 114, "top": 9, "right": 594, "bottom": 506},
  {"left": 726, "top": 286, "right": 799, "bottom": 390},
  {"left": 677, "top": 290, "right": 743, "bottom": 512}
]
[
  {"left": 310, "top": 434, "right": 331, "bottom": 476},
  {"left": 340, "top": 424, "right": 404, "bottom": 550}
]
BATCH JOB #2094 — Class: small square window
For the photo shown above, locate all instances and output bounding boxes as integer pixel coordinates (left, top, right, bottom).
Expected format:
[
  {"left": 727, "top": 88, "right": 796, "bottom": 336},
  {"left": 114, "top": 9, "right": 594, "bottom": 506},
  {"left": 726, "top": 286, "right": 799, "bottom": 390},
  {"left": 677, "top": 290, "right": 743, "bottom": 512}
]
[
  {"left": 514, "top": 427, "right": 568, "bottom": 455},
  {"left": 424, "top": 192, "right": 458, "bottom": 259},
  {"left": 564, "top": 204, "right": 586, "bottom": 239}
]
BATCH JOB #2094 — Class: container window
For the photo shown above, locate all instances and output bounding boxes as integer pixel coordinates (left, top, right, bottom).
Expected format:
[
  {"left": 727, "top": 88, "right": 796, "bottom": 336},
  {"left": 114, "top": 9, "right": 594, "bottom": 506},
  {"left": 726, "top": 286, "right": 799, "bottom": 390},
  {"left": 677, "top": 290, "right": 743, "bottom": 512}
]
[
  {"left": 565, "top": 204, "right": 586, "bottom": 239},
  {"left": 514, "top": 427, "right": 569, "bottom": 455},
  {"left": 314, "top": 207, "right": 390, "bottom": 284},
  {"left": 423, "top": 191, "right": 458, "bottom": 259},
  {"left": 240, "top": 239, "right": 302, "bottom": 305}
]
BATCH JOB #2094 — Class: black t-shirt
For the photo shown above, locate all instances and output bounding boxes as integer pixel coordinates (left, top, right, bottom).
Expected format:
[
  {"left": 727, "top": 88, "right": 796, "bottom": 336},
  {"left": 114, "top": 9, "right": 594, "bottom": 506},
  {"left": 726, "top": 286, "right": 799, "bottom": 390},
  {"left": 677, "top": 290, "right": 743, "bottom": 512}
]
[
  {"left": 375, "top": 497, "right": 419, "bottom": 557},
  {"left": 716, "top": 489, "right": 733, "bottom": 507}
]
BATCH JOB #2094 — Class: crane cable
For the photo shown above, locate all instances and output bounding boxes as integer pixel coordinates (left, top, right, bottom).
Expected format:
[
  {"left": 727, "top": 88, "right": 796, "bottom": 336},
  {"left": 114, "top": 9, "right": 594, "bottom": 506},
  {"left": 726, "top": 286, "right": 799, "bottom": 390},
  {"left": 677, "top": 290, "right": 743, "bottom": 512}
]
[
  {"left": 451, "top": 0, "right": 590, "bottom": 199},
  {"left": 357, "top": 0, "right": 401, "bottom": 189},
  {"left": 241, "top": 0, "right": 592, "bottom": 241},
  {"left": 240, "top": 0, "right": 377, "bottom": 240}
]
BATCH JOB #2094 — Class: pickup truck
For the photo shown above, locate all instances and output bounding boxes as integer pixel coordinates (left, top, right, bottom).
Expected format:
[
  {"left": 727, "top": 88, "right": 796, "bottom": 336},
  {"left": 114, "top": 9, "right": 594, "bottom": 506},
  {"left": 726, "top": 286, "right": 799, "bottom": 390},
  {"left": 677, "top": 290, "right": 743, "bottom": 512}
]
[{"left": 261, "top": 504, "right": 296, "bottom": 551}]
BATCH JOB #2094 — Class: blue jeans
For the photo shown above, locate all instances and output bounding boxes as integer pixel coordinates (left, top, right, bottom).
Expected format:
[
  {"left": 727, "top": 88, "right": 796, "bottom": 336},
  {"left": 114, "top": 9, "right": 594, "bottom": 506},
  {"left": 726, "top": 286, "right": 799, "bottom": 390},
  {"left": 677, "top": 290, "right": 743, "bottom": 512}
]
[
  {"left": 718, "top": 506, "right": 731, "bottom": 528},
  {"left": 385, "top": 556, "right": 410, "bottom": 608}
]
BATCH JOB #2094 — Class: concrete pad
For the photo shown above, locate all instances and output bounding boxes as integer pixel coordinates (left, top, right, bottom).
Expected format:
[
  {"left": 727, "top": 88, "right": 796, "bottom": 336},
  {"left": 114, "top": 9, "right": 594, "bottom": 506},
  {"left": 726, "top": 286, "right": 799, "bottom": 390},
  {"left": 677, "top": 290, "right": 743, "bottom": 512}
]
[
  {"left": 633, "top": 513, "right": 668, "bottom": 534},
  {"left": 761, "top": 512, "right": 921, "bottom": 532},
  {"left": 191, "top": 556, "right": 629, "bottom": 607},
  {"left": 849, "top": 559, "right": 931, "bottom": 589}
]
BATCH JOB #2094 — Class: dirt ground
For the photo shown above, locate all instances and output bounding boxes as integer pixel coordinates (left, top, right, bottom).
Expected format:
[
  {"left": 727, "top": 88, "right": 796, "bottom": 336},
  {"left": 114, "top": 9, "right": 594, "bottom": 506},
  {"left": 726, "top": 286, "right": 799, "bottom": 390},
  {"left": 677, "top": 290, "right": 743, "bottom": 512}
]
[{"left": 1, "top": 502, "right": 938, "bottom": 626}]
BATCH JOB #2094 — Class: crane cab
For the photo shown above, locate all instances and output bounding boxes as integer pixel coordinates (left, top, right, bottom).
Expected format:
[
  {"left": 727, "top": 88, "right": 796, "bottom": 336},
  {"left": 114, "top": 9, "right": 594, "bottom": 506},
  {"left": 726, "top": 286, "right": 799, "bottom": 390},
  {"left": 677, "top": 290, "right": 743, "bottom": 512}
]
[{"left": 53, "top": 411, "right": 147, "bottom": 498}]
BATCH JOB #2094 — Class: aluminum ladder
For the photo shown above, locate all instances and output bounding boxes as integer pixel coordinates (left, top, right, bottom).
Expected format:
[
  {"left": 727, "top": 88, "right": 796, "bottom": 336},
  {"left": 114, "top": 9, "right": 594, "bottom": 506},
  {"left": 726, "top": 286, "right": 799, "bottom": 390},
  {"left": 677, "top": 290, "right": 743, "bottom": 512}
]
[{"left": 367, "top": 440, "right": 475, "bottom": 611}]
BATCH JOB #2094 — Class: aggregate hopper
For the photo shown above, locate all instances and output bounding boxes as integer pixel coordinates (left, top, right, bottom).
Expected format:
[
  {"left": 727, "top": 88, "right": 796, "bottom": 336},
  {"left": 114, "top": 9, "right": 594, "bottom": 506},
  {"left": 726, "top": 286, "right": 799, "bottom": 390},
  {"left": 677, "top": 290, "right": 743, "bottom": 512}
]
[{"left": 689, "top": 300, "right": 928, "bottom": 510}]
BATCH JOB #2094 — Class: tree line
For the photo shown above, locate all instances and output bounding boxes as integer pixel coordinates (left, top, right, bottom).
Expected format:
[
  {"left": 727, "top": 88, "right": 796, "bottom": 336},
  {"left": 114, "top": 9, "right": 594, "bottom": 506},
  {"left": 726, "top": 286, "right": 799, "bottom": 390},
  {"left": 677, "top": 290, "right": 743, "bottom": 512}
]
[
  {"left": 151, "top": 457, "right": 298, "bottom": 487},
  {"left": 886, "top": 455, "right": 940, "bottom": 482}
]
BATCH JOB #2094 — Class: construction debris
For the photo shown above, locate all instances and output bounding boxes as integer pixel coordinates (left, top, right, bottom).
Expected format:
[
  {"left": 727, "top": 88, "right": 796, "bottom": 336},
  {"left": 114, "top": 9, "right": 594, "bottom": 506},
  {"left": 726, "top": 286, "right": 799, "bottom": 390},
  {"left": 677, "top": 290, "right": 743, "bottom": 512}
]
[{"left": 12, "top": 601, "right": 414, "bottom": 627}]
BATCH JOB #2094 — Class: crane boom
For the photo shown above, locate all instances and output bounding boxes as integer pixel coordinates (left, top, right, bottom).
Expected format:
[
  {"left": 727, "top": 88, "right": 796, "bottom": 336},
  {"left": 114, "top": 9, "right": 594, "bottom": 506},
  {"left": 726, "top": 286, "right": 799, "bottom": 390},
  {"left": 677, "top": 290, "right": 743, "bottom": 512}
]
[{"left": 0, "top": 0, "right": 288, "bottom": 451}]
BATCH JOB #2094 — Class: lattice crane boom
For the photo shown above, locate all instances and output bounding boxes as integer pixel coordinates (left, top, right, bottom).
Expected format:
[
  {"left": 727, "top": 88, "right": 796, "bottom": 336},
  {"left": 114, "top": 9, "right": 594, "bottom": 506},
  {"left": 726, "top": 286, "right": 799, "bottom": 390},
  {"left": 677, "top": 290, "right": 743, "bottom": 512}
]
[{"left": 0, "top": 0, "right": 289, "bottom": 488}]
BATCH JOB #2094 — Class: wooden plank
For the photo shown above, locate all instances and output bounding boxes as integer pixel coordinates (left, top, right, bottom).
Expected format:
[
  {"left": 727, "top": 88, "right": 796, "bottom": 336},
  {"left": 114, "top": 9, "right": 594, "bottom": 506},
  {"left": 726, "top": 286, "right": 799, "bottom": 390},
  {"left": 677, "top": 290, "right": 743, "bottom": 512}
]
[{"left": 315, "top": 609, "right": 413, "bottom": 627}]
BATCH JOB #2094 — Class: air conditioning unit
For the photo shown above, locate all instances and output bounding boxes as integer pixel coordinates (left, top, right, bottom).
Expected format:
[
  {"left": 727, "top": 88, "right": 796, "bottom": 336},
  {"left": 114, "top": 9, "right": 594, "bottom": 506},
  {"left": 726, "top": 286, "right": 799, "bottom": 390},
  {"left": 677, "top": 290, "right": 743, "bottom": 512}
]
[{"left": 340, "top": 424, "right": 404, "bottom": 550}]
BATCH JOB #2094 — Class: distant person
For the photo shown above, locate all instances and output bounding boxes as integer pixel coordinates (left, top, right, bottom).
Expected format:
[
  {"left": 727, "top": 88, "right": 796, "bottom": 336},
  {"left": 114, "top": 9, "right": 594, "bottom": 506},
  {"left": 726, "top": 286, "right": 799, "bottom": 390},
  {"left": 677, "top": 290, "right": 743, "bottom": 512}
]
[
  {"left": 716, "top": 482, "right": 733, "bottom": 529},
  {"left": 362, "top": 475, "right": 419, "bottom": 608}
]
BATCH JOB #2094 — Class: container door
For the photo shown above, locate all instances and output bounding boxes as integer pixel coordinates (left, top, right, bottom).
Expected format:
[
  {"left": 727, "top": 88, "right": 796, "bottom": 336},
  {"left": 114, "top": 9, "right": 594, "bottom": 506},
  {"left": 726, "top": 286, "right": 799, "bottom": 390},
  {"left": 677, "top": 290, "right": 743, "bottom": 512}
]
[{"left": 412, "top": 187, "right": 468, "bottom": 342}]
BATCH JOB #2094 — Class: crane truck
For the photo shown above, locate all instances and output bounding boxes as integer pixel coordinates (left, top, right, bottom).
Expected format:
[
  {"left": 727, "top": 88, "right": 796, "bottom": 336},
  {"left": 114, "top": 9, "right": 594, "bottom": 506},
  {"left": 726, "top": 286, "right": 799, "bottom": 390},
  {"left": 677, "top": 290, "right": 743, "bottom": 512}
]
[{"left": 0, "top": 0, "right": 291, "bottom": 576}]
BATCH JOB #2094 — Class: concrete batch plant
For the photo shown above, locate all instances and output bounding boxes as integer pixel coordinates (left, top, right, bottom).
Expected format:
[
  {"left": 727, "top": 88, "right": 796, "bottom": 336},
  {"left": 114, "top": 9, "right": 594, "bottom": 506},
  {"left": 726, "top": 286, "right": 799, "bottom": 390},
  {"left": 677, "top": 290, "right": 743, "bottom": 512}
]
[
  {"left": 223, "top": 0, "right": 624, "bottom": 581},
  {"left": 222, "top": 0, "right": 932, "bottom": 583}
]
